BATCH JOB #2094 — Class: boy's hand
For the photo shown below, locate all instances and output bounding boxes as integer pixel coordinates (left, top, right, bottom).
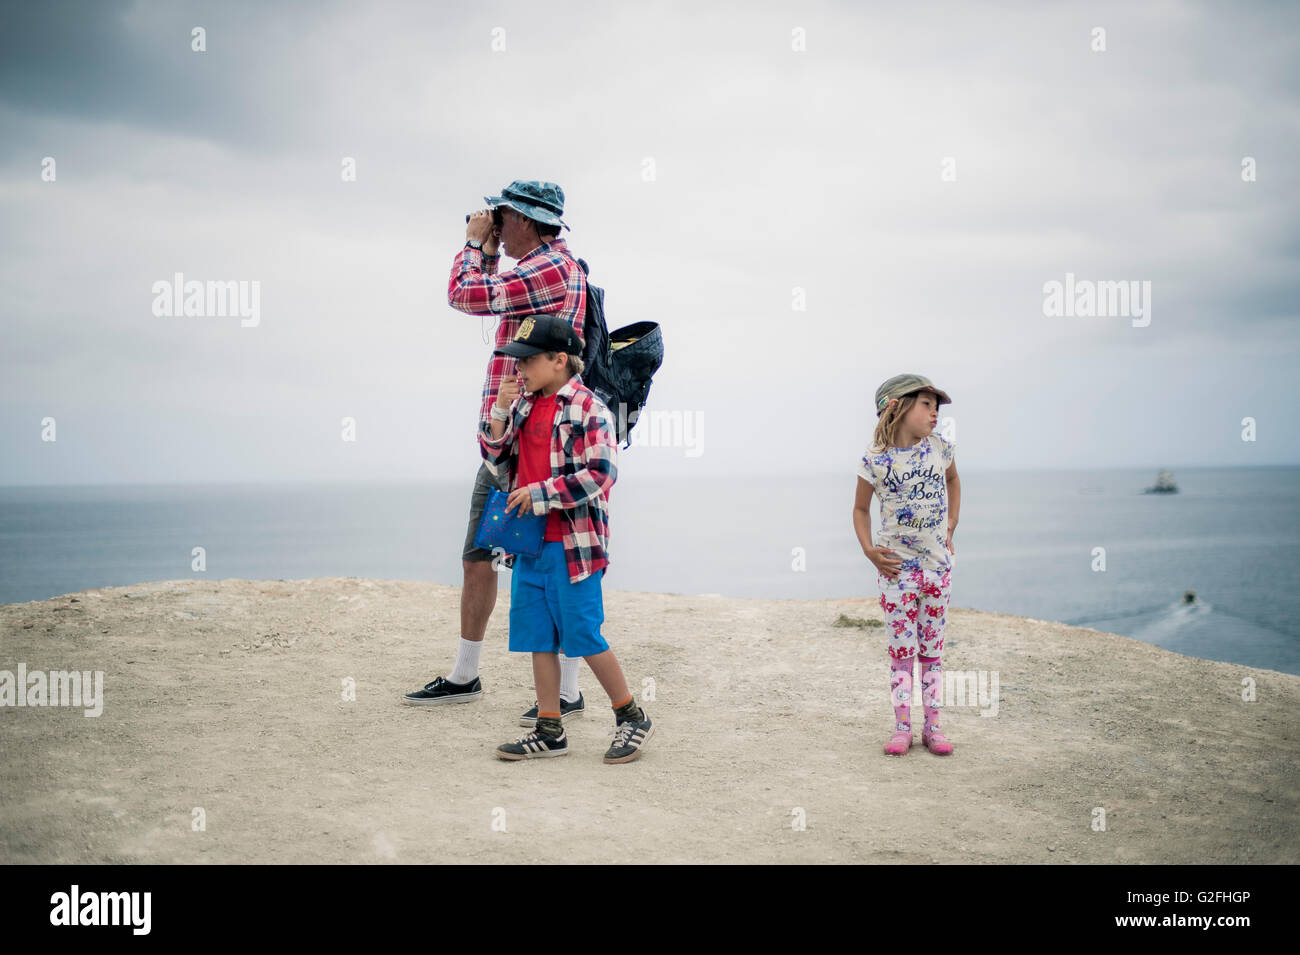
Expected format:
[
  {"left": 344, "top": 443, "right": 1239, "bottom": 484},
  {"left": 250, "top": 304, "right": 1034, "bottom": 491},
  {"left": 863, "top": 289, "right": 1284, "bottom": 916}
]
[
  {"left": 496, "top": 377, "right": 519, "bottom": 409},
  {"left": 506, "top": 485, "right": 534, "bottom": 517},
  {"left": 867, "top": 545, "right": 902, "bottom": 578}
]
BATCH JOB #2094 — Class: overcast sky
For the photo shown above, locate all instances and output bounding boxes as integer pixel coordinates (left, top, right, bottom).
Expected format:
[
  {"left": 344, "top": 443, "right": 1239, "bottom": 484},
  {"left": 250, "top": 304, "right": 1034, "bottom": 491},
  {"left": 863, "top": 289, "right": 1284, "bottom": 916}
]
[{"left": 2, "top": 0, "right": 1297, "bottom": 486}]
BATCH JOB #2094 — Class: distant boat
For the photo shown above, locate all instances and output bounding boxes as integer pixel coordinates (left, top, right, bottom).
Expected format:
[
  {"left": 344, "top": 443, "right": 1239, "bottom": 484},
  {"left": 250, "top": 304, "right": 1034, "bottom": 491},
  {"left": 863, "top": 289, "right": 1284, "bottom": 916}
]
[{"left": 1143, "top": 469, "right": 1178, "bottom": 494}]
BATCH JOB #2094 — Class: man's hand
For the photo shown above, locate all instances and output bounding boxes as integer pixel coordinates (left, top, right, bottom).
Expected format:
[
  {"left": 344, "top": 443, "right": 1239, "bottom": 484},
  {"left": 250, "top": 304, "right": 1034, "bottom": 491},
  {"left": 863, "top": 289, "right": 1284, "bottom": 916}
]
[
  {"left": 867, "top": 545, "right": 903, "bottom": 579},
  {"left": 496, "top": 377, "right": 519, "bottom": 410},
  {"left": 506, "top": 485, "right": 534, "bottom": 517},
  {"left": 466, "top": 209, "right": 495, "bottom": 244}
]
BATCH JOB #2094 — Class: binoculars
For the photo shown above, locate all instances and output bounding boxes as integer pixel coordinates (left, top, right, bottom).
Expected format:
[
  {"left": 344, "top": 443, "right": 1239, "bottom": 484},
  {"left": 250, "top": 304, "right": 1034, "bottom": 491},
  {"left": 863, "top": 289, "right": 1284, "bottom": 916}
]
[{"left": 465, "top": 209, "right": 503, "bottom": 227}]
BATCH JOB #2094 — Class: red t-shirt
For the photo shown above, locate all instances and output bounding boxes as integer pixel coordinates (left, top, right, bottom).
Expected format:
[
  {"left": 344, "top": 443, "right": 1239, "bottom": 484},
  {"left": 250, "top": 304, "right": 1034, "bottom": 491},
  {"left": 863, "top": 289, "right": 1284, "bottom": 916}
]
[{"left": 515, "top": 391, "right": 566, "bottom": 542}]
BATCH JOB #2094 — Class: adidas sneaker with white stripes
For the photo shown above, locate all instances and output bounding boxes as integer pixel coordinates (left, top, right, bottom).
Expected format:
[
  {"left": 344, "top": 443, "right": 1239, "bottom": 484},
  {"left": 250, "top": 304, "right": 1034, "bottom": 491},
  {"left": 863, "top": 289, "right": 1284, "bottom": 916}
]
[
  {"left": 496, "top": 726, "right": 568, "bottom": 760},
  {"left": 604, "top": 712, "right": 653, "bottom": 764}
]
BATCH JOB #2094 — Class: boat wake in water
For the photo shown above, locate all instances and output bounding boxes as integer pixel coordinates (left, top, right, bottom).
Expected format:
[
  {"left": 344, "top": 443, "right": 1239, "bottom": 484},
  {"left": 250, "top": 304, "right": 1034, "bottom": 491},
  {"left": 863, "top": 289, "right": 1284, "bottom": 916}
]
[{"left": 1069, "top": 592, "right": 1299, "bottom": 675}]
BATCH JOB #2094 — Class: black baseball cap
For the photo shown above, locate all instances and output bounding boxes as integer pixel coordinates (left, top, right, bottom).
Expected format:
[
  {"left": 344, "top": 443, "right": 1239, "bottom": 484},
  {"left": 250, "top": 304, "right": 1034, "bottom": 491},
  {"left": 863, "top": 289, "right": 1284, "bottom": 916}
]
[{"left": 493, "top": 314, "right": 582, "bottom": 358}]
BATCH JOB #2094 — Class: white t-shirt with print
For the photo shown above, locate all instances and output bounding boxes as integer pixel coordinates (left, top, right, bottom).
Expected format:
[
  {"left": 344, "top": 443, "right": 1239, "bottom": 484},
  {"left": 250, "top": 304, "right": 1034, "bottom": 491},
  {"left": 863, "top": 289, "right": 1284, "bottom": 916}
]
[{"left": 857, "top": 432, "right": 955, "bottom": 577}]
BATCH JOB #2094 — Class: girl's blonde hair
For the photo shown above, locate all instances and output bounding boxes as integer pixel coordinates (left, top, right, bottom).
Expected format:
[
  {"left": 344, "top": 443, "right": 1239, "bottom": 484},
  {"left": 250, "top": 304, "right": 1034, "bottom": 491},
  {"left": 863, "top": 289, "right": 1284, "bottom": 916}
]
[{"left": 869, "top": 391, "right": 925, "bottom": 453}]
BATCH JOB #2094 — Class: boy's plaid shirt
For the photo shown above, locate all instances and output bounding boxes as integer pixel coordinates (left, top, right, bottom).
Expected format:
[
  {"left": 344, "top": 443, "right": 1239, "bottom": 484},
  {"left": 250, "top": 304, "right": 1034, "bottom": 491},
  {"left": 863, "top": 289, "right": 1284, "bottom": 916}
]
[
  {"left": 448, "top": 238, "right": 587, "bottom": 435},
  {"left": 479, "top": 374, "right": 617, "bottom": 584}
]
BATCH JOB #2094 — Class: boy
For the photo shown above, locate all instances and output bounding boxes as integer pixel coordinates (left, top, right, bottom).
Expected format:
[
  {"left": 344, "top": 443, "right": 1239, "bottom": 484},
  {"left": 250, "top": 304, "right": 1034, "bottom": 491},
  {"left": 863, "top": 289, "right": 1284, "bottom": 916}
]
[{"left": 479, "top": 313, "right": 653, "bottom": 763}]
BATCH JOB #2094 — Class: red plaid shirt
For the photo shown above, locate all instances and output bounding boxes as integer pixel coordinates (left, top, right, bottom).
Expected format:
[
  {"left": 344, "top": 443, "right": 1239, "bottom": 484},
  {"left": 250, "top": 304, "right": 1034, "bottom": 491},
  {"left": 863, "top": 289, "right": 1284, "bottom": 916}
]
[
  {"left": 448, "top": 238, "right": 587, "bottom": 435},
  {"left": 479, "top": 375, "right": 617, "bottom": 584}
]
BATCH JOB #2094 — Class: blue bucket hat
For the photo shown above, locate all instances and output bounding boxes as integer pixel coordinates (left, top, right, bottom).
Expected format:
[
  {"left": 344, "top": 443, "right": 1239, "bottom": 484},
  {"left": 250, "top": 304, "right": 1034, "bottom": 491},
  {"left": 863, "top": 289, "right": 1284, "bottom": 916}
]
[{"left": 484, "top": 180, "right": 571, "bottom": 232}]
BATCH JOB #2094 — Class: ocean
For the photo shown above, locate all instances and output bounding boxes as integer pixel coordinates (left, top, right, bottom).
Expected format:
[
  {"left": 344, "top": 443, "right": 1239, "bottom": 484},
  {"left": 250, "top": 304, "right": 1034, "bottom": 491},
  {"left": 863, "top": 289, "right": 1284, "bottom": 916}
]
[{"left": 2, "top": 466, "right": 1297, "bottom": 675}]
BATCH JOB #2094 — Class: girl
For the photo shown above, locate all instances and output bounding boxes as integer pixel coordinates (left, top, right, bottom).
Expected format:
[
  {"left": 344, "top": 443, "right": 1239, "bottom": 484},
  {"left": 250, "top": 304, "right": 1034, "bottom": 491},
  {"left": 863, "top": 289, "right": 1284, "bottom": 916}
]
[{"left": 852, "top": 374, "right": 961, "bottom": 756}]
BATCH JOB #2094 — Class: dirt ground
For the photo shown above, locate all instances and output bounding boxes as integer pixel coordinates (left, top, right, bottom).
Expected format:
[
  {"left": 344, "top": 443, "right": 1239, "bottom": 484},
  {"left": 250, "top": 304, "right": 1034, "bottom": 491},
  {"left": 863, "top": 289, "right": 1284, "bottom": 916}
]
[{"left": 1, "top": 576, "right": 1296, "bottom": 864}]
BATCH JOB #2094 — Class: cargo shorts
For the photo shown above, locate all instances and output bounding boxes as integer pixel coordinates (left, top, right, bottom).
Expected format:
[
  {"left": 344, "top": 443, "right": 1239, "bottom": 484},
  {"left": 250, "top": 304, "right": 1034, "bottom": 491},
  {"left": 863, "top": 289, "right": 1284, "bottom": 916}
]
[{"left": 462, "top": 460, "right": 514, "bottom": 564}]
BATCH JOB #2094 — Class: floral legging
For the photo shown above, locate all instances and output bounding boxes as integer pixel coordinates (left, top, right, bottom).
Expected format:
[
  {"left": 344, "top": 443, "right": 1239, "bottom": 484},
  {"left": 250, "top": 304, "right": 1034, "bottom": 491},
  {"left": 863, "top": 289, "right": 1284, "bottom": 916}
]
[
  {"left": 879, "top": 566, "right": 951, "bottom": 735},
  {"left": 878, "top": 566, "right": 951, "bottom": 661}
]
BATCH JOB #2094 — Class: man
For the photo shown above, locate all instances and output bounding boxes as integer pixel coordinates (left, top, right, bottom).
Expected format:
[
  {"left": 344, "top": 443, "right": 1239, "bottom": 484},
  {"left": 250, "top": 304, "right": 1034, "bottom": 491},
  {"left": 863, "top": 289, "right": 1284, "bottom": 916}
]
[{"left": 404, "top": 180, "right": 589, "bottom": 726}]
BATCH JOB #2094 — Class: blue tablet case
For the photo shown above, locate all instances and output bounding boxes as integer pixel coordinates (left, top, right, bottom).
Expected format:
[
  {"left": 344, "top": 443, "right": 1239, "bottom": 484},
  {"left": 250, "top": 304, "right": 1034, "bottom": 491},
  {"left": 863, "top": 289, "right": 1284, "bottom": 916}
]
[{"left": 473, "top": 486, "right": 545, "bottom": 558}]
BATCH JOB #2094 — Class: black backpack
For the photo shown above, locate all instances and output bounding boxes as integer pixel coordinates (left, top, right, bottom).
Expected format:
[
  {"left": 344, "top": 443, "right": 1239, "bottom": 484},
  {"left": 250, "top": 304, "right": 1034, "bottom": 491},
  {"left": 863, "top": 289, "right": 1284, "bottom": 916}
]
[{"left": 571, "top": 257, "right": 663, "bottom": 450}]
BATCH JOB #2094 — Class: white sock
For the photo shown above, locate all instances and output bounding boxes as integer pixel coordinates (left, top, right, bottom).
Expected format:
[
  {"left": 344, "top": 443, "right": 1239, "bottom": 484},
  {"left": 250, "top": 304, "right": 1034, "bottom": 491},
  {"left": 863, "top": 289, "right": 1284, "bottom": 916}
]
[
  {"left": 559, "top": 654, "right": 582, "bottom": 703},
  {"left": 449, "top": 638, "right": 482, "bottom": 684}
]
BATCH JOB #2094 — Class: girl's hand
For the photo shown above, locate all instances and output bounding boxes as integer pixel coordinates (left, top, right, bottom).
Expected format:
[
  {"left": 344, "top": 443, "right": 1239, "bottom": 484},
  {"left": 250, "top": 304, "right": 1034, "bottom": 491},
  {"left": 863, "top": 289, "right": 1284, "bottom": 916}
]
[
  {"left": 946, "top": 522, "right": 956, "bottom": 554},
  {"left": 506, "top": 485, "right": 534, "bottom": 517},
  {"left": 867, "top": 545, "right": 902, "bottom": 579}
]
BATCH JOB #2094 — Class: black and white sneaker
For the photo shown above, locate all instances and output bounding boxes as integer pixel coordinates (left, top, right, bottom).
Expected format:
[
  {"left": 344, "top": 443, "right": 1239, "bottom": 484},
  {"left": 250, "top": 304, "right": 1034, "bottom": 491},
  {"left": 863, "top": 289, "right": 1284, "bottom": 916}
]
[
  {"left": 402, "top": 675, "right": 483, "bottom": 706},
  {"left": 519, "top": 693, "right": 586, "bottom": 727},
  {"left": 496, "top": 726, "right": 569, "bottom": 760},
  {"left": 604, "top": 711, "right": 654, "bottom": 764}
]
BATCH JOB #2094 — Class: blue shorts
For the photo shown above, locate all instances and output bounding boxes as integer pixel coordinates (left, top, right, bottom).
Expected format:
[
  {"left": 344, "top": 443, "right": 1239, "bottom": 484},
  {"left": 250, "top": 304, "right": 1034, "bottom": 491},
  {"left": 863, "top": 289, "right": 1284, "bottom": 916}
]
[{"left": 509, "top": 541, "right": 610, "bottom": 657}]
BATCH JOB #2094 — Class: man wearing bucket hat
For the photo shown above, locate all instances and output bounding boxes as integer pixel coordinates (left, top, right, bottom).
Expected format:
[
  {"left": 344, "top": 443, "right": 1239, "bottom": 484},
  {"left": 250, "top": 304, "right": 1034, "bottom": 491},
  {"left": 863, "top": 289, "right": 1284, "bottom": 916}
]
[
  {"left": 403, "top": 181, "right": 589, "bottom": 722},
  {"left": 484, "top": 180, "right": 572, "bottom": 233}
]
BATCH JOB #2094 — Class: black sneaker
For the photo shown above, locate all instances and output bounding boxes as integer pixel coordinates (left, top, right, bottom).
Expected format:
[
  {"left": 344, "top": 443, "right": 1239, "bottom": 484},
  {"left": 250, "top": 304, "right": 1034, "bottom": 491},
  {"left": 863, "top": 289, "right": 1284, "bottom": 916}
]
[
  {"left": 604, "top": 710, "right": 654, "bottom": 764},
  {"left": 496, "top": 726, "right": 569, "bottom": 760},
  {"left": 402, "top": 675, "right": 482, "bottom": 706},
  {"left": 518, "top": 693, "right": 586, "bottom": 727}
]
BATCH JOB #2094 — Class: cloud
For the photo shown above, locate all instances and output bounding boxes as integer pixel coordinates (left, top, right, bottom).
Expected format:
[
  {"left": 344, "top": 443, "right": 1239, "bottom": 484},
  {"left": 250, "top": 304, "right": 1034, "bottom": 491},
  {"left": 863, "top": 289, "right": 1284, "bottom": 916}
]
[{"left": 1, "top": 0, "right": 1298, "bottom": 484}]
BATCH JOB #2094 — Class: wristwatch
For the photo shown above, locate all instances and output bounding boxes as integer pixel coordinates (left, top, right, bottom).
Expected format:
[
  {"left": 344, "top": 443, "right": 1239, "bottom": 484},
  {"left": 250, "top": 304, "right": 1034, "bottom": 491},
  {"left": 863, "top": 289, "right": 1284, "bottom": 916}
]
[{"left": 465, "top": 238, "right": 484, "bottom": 250}]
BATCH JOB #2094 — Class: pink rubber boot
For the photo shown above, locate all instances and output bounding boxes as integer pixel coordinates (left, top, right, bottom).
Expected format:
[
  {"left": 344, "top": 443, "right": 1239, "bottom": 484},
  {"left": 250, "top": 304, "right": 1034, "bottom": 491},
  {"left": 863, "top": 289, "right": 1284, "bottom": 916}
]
[
  {"left": 919, "top": 656, "right": 954, "bottom": 755},
  {"left": 885, "top": 657, "right": 914, "bottom": 755},
  {"left": 884, "top": 730, "right": 913, "bottom": 755}
]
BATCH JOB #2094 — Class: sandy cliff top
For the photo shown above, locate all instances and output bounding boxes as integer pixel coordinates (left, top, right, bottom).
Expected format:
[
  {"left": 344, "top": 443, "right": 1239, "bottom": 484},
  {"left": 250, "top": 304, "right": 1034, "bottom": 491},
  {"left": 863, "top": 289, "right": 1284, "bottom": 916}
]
[{"left": 2, "top": 577, "right": 1296, "bottom": 864}]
